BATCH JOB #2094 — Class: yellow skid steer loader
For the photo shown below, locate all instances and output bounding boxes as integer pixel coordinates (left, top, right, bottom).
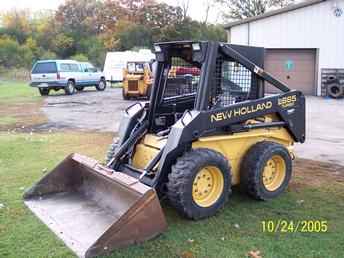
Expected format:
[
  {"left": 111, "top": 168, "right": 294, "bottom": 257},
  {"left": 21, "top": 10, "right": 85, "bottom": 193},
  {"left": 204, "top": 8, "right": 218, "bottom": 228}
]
[
  {"left": 24, "top": 41, "right": 305, "bottom": 258},
  {"left": 122, "top": 61, "right": 153, "bottom": 99}
]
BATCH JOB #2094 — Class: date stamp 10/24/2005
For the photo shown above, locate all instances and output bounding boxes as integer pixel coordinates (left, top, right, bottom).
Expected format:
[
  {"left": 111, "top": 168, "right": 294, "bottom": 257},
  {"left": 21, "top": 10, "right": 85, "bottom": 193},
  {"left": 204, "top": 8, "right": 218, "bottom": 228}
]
[{"left": 261, "top": 220, "right": 328, "bottom": 233}]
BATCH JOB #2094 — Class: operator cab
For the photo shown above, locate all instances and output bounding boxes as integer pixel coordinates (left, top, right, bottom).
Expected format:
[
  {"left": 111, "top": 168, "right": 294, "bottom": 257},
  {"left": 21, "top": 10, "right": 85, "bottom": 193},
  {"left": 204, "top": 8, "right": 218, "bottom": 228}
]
[{"left": 149, "top": 41, "right": 265, "bottom": 133}]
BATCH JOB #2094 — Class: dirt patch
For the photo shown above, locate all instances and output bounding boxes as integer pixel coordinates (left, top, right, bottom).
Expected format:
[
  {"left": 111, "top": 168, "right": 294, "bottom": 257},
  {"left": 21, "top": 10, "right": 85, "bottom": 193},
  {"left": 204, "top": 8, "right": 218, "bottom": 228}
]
[
  {"left": 291, "top": 158, "right": 344, "bottom": 190},
  {"left": 0, "top": 101, "right": 46, "bottom": 131}
]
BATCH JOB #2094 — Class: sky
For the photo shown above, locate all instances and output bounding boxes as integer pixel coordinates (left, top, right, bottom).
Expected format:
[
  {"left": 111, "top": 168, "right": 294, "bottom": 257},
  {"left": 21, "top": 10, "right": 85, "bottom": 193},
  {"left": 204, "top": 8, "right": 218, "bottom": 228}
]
[{"left": 0, "top": 0, "right": 222, "bottom": 24}]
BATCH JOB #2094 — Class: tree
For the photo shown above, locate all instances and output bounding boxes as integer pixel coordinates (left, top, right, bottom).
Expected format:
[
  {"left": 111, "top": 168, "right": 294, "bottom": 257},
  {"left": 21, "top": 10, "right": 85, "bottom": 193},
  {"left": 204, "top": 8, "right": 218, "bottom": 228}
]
[
  {"left": 177, "top": 0, "right": 190, "bottom": 20},
  {"left": 101, "top": 0, "right": 128, "bottom": 32},
  {"left": 24, "top": 37, "right": 40, "bottom": 60},
  {"left": 198, "top": 23, "right": 227, "bottom": 42},
  {"left": 139, "top": 3, "right": 183, "bottom": 29},
  {"left": 70, "top": 53, "right": 89, "bottom": 62},
  {"left": 270, "top": 0, "right": 294, "bottom": 8},
  {"left": 0, "top": 36, "right": 33, "bottom": 68},
  {"left": 40, "top": 50, "right": 57, "bottom": 60},
  {"left": 116, "top": 24, "right": 153, "bottom": 50},
  {"left": 170, "top": 18, "right": 226, "bottom": 42},
  {"left": 0, "top": 36, "right": 21, "bottom": 68},
  {"left": 0, "top": 0, "right": 230, "bottom": 70},
  {"left": 217, "top": 0, "right": 294, "bottom": 20},
  {"left": 55, "top": 0, "right": 106, "bottom": 36},
  {"left": 119, "top": 0, "right": 155, "bottom": 22},
  {"left": 32, "top": 11, "right": 61, "bottom": 53},
  {"left": 203, "top": 0, "right": 212, "bottom": 24},
  {"left": 0, "top": 9, "right": 32, "bottom": 44},
  {"left": 76, "top": 36, "right": 106, "bottom": 66},
  {"left": 52, "top": 33, "right": 75, "bottom": 58}
]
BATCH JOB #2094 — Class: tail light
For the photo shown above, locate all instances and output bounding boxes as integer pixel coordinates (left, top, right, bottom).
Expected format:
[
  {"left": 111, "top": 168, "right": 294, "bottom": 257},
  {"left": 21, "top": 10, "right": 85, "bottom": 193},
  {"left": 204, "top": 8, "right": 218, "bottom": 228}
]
[{"left": 57, "top": 72, "right": 61, "bottom": 80}]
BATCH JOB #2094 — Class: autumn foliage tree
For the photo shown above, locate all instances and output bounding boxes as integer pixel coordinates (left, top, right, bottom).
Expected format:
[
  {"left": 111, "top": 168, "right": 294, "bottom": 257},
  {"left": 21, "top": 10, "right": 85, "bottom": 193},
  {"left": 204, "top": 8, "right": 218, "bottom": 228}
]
[
  {"left": 0, "top": 0, "right": 228, "bottom": 70},
  {"left": 217, "top": 0, "right": 294, "bottom": 20}
]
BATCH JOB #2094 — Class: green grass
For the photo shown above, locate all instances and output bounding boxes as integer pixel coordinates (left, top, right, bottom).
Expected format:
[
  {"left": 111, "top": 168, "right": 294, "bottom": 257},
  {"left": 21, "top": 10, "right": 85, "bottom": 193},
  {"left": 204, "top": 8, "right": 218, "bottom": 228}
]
[
  {"left": 0, "top": 81, "right": 39, "bottom": 104},
  {"left": 0, "top": 116, "right": 17, "bottom": 126},
  {"left": 0, "top": 132, "right": 343, "bottom": 258},
  {"left": 110, "top": 82, "right": 123, "bottom": 88}
]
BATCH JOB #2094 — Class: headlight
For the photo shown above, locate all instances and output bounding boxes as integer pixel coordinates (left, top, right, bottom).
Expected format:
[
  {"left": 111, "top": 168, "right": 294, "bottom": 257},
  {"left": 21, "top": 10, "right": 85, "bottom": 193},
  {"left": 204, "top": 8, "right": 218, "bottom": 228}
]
[
  {"left": 154, "top": 45, "right": 162, "bottom": 53},
  {"left": 181, "top": 111, "right": 193, "bottom": 125},
  {"left": 192, "top": 43, "right": 201, "bottom": 51},
  {"left": 126, "top": 102, "right": 143, "bottom": 116}
]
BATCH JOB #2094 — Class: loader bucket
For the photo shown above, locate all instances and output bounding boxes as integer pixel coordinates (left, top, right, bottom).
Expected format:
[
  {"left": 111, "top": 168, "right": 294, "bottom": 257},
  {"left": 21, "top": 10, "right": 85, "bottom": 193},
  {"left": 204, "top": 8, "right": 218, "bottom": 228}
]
[{"left": 23, "top": 154, "right": 167, "bottom": 258}]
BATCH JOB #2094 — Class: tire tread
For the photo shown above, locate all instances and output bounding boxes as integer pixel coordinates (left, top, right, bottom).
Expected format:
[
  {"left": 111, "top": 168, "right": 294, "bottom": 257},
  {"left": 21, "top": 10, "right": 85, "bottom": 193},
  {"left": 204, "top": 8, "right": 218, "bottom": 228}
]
[
  {"left": 166, "top": 148, "right": 231, "bottom": 220},
  {"left": 241, "top": 141, "right": 292, "bottom": 200}
]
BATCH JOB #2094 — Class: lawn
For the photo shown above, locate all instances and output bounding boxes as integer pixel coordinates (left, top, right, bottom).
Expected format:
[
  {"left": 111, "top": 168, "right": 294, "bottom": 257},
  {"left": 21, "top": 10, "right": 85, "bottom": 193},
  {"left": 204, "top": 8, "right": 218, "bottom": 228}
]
[
  {"left": 0, "top": 82, "right": 344, "bottom": 258},
  {"left": 0, "top": 81, "right": 45, "bottom": 130},
  {"left": 0, "top": 116, "right": 17, "bottom": 126},
  {"left": 0, "top": 132, "right": 344, "bottom": 258},
  {"left": 0, "top": 81, "right": 40, "bottom": 104}
]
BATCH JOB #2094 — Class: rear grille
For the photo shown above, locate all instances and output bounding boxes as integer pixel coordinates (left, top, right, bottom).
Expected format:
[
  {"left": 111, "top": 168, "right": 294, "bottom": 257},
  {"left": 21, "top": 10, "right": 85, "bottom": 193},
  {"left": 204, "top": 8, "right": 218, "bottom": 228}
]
[{"left": 128, "top": 80, "right": 138, "bottom": 91}]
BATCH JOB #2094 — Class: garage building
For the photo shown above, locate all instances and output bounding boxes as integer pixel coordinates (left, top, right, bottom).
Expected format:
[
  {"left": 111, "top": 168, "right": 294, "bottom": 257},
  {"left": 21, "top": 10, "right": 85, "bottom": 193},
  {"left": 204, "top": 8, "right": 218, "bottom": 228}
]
[{"left": 224, "top": 0, "right": 344, "bottom": 96}]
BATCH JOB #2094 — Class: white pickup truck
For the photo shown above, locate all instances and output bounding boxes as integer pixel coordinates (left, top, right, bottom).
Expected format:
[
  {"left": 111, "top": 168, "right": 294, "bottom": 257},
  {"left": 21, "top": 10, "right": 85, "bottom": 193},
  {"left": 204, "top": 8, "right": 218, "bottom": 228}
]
[{"left": 30, "top": 60, "right": 106, "bottom": 96}]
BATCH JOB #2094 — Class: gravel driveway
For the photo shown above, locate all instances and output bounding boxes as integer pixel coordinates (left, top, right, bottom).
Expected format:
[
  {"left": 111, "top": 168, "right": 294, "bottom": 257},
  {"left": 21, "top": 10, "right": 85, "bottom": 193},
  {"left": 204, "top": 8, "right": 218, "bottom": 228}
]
[
  {"left": 42, "top": 88, "right": 135, "bottom": 132},
  {"left": 41, "top": 91, "right": 344, "bottom": 165}
]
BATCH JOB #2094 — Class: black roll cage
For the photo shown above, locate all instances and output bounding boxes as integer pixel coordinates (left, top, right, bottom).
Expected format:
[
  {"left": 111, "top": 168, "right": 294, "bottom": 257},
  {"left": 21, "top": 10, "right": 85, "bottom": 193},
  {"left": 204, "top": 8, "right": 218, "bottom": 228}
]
[{"left": 149, "top": 41, "right": 290, "bottom": 125}]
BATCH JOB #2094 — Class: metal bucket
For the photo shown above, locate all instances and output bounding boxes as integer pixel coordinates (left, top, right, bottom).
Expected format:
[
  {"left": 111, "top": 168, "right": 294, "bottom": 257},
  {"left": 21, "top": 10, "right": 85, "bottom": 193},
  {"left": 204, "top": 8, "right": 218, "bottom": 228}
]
[{"left": 24, "top": 154, "right": 167, "bottom": 258}]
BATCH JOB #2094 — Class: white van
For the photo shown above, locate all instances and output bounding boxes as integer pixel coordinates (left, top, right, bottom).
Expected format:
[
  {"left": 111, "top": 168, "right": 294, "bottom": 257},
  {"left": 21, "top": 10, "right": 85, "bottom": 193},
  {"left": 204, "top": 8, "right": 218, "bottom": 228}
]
[{"left": 103, "top": 49, "right": 155, "bottom": 82}]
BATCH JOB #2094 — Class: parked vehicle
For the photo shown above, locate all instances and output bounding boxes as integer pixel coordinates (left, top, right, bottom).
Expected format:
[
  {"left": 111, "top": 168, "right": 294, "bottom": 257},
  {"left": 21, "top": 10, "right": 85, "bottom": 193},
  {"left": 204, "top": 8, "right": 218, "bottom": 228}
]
[
  {"left": 122, "top": 61, "right": 153, "bottom": 99},
  {"left": 30, "top": 60, "right": 106, "bottom": 96},
  {"left": 103, "top": 49, "right": 155, "bottom": 82}
]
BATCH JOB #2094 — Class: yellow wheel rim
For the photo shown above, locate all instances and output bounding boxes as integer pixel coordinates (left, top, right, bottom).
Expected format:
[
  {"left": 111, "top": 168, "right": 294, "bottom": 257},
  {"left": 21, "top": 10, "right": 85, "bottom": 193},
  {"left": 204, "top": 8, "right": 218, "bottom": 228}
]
[
  {"left": 262, "top": 155, "right": 286, "bottom": 191},
  {"left": 192, "top": 166, "right": 224, "bottom": 207}
]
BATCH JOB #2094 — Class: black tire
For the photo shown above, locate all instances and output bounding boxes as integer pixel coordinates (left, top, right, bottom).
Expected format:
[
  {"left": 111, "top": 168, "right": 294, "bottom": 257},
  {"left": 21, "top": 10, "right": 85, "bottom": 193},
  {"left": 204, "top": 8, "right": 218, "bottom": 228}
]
[
  {"left": 96, "top": 79, "right": 106, "bottom": 91},
  {"left": 105, "top": 139, "right": 118, "bottom": 165},
  {"left": 240, "top": 141, "right": 292, "bottom": 201},
  {"left": 166, "top": 148, "right": 231, "bottom": 220},
  {"left": 122, "top": 87, "right": 129, "bottom": 100},
  {"left": 38, "top": 88, "right": 49, "bottom": 96},
  {"left": 327, "top": 84, "right": 343, "bottom": 99},
  {"left": 326, "top": 75, "right": 337, "bottom": 84},
  {"left": 75, "top": 86, "right": 84, "bottom": 91},
  {"left": 65, "top": 80, "right": 75, "bottom": 95}
]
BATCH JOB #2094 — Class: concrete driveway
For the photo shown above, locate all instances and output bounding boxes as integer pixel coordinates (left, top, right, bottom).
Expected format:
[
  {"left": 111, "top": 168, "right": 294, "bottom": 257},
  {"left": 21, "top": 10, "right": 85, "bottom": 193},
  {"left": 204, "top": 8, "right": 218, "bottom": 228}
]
[
  {"left": 295, "top": 97, "right": 344, "bottom": 166},
  {"left": 41, "top": 90, "right": 344, "bottom": 165}
]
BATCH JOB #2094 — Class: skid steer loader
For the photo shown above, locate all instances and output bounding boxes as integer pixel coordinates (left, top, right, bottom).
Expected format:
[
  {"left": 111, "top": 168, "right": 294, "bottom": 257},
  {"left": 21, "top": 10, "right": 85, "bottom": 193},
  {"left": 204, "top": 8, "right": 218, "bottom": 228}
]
[
  {"left": 122, "top": 61, "right": 154, "bottom": 100},
  {"left": 24, "top": 41, "right": 305, "bottom": 258}
]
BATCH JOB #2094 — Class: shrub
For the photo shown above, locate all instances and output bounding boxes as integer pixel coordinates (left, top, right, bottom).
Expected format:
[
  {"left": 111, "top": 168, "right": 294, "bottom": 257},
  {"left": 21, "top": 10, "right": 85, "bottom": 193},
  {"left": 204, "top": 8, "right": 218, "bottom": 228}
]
[{"left": 70, "top": 53, "right": 89, "bottom": 62}]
